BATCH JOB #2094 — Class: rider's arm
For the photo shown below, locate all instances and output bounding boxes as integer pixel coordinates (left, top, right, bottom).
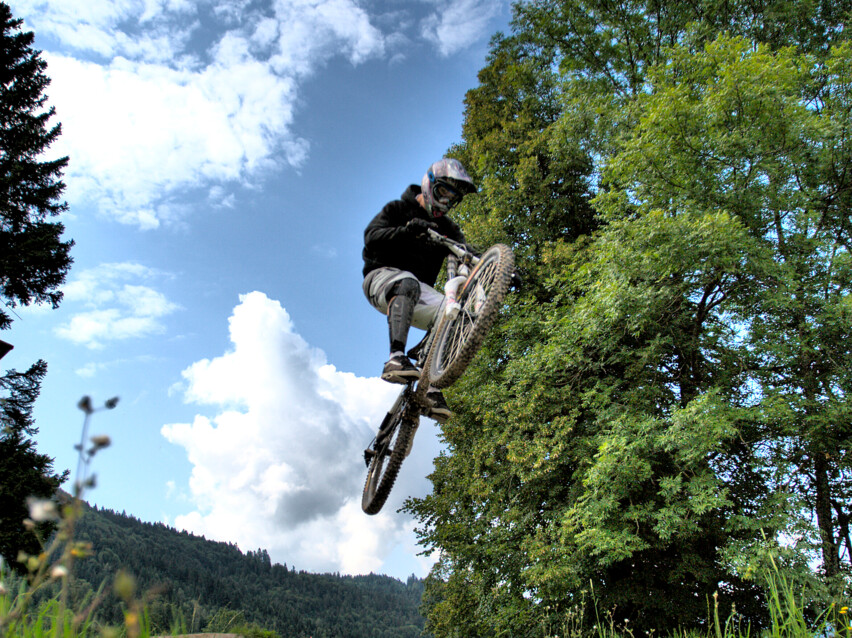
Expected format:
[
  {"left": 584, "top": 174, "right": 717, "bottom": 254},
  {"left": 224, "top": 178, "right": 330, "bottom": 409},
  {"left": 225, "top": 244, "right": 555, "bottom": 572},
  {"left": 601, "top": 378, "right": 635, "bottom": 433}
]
[{"left": 364, "top": 202, "right": 410, "bottom": 248}]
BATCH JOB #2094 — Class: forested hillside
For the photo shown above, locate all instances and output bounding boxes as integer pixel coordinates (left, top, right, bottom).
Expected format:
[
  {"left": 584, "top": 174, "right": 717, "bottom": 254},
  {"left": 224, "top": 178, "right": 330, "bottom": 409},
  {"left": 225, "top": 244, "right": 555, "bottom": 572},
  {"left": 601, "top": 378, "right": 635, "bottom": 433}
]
[
  {"left": 404, "top": 0, "right": 852, "bottom": 635},
  {"left": 62, "top": 505, "right": 425, "bottom": 637}
]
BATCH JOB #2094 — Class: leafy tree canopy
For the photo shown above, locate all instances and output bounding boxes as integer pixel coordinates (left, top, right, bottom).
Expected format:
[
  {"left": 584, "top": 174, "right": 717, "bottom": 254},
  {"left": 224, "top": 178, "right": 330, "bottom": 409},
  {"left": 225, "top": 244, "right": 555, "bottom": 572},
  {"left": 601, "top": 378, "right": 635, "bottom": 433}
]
[{"left": 405, "top": 1, "right": 852, "bottom": 635}]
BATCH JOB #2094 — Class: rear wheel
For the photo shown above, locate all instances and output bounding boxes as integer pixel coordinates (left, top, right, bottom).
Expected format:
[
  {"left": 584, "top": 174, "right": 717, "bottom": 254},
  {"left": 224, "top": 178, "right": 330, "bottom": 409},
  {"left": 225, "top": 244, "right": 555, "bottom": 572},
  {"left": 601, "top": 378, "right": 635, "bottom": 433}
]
[
  {"left": 426, "top": 244, "right": 514, "bottom": 389},
  {"left": 361, "top": 392, "right": 416, "bottom": 515}
]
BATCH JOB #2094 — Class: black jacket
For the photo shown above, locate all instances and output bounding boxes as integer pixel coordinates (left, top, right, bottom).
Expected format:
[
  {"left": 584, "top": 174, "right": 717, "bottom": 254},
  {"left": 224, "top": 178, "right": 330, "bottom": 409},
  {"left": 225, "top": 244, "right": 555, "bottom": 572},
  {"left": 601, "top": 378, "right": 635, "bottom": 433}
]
[{"left": 362, "top": 185, "right": 466, "bottom": 286}]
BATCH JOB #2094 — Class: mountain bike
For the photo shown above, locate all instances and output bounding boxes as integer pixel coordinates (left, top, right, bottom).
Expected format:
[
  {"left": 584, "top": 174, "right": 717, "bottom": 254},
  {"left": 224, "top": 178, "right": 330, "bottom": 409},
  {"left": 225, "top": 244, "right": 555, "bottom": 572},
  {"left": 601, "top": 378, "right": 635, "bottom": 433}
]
[{"left": 361, "top": 229, "right": 514, "bottom": 515}]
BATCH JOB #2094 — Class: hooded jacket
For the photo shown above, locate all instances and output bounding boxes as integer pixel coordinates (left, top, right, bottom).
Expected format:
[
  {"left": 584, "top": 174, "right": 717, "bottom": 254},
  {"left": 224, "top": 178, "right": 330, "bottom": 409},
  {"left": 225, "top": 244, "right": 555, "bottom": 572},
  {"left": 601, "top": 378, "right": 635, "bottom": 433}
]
[{"left": 362, "top": 185, "right": 466, "bottom": 286}]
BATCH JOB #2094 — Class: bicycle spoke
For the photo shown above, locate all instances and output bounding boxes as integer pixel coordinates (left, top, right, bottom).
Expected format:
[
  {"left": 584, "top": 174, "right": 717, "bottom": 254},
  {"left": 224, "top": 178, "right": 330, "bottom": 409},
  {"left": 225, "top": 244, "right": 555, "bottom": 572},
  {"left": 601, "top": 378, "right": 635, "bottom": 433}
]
[
  {"left": 426, "top": 244, "right": 513, "bottom": 390},
  {"left": 435, "top": 254, "right": 501, "bottom": 372},
  {"left": 445, "top": 310, "right": 473, "bottom": 364},
  {"left": 362, "top": 390, "right": 417, "bottom": 514}
]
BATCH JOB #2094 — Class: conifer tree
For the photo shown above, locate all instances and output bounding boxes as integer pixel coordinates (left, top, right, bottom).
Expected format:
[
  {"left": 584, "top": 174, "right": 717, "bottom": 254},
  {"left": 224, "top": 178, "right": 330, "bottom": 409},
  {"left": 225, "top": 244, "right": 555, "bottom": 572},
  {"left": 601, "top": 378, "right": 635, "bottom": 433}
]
[
  {"left": 0, "top": 2, "right": 71, "bottom": 572},
  {"left": 0, "top": 1, "right": 72, "bottom": 330},
  {"left": 0, "top": 360, "right": 67, "bottom": 572}
]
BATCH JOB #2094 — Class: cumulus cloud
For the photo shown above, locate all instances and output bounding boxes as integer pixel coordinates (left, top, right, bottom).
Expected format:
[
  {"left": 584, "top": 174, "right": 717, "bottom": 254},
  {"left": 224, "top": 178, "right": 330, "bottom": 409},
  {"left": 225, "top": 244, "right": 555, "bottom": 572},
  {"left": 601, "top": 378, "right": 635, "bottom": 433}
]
[
  {"left": 162, "top": 292, "right": 441, "bottom": 575},
  {"left": 55, "top": 262, "right": 180, "bottom": 348},
  {"left": 264, "top": 0, "right": 385, "bottom": 75},
  {"left": 11, "top": 0, "right": 196, "bottom": 61}
]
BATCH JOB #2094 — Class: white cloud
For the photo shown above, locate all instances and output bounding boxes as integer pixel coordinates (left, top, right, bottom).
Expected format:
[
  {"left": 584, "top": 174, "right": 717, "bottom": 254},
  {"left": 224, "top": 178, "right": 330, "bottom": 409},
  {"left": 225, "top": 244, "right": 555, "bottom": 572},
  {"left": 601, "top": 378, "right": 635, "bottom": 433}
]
[
  {"left": 55, "top": 262, "right": 180, "bottom": 348},
  {"left": 421, "top": 0, "right": 502, "bottom": 57},
  {"left": 45, "top": 49, "right": 304, "bottom": 229},
  {"left": 161, "top": 291, "right": 441, "bottom": 575},
  {"left": 265, "top": 0, "right": 385, "bottom": 75},
  {"left": 75, "top": 362, "right": 101, "bottom": 378},
  {"left": 310, "top": 243, "right": 337, "bottom": 258},
  {"left": 74, "top": 355, "right": 154, "bottom": 377}
]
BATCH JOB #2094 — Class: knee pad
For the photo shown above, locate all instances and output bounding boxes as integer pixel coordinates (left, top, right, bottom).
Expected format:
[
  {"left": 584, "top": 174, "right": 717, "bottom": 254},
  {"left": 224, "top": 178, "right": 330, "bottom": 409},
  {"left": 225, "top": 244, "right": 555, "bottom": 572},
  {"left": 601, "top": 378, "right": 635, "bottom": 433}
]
[{"left": 386, "top": 277, "right": 420, "bottom": 306}]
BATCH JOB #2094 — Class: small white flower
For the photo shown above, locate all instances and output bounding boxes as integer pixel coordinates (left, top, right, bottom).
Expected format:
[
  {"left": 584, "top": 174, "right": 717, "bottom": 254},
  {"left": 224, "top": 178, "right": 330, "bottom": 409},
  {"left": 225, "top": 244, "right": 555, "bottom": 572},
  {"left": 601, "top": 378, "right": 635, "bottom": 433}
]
[
  {"left": 26, "top": 498, "right": 59, "bottom": 522},
  {"left": 50, "top": 565, "right": 69, "bottom": 580},
  {"left": 0, "top": 582, "right": 7, "bottom": 596}
]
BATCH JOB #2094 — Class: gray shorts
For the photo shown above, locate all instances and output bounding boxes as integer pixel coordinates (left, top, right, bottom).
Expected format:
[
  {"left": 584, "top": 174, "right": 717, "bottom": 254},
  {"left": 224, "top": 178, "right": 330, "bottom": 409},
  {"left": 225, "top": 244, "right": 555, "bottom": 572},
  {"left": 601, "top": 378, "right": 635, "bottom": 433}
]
[{"left": 363, "top": 267, "right": 443, "bottom": 330}]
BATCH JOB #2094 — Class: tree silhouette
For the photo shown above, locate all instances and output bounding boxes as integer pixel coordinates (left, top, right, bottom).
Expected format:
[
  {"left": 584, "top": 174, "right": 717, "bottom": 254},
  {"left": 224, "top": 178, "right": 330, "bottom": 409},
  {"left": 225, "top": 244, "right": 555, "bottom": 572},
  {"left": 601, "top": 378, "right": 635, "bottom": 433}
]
[{"left": 0, "top": 1, "right": 71, "bottom": 573}]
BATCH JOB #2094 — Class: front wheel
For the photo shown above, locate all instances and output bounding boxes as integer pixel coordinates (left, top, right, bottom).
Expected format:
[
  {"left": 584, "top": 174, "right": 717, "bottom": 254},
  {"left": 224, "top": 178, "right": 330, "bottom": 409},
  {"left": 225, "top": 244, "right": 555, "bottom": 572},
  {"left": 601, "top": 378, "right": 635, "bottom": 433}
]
[
  {"left": 361, "top": 392, "right": 416, "bottom": 515},
  {"left": 426, "top": 244, "right": 514, "bottom": 389}
]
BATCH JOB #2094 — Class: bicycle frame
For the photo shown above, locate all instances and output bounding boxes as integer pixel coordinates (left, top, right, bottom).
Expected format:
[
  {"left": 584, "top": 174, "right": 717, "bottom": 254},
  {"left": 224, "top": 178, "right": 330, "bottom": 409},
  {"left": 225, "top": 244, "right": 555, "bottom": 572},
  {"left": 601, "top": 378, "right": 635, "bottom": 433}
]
[
  {"left": 402, "top": 232, "right": 480, "bottom": 441},
  {"left": 370, "top": 231, "right": 480, "bottom": 457},
  {"left": 362, "top": 233, "right": 514, "bottom": 513}
]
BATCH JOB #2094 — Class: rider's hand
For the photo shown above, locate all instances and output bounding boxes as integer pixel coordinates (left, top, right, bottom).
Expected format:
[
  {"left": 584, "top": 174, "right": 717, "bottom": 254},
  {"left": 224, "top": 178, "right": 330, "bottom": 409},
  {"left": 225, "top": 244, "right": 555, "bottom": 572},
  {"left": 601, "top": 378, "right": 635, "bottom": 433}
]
[{"left": 405, "top": 217, "right": 439, "bottom": 237}]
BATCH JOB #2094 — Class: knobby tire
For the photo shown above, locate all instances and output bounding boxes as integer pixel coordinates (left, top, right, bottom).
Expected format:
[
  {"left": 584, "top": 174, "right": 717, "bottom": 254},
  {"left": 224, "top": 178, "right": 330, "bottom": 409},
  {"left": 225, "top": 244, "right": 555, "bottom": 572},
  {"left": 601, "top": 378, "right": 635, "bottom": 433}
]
[
  {"left": 426, "top": 244, "right": 514, "bottom": 389},
  {"left": 361, "top": 394, "right": 416, "bottom": 515}
]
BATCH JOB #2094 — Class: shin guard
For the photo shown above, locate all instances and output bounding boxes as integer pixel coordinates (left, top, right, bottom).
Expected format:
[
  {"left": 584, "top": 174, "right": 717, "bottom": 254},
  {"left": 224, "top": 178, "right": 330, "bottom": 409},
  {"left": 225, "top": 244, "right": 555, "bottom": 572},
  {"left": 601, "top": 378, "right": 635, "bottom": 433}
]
[{"left": 387, "top": 278, "right": 420, "bottom": 354}]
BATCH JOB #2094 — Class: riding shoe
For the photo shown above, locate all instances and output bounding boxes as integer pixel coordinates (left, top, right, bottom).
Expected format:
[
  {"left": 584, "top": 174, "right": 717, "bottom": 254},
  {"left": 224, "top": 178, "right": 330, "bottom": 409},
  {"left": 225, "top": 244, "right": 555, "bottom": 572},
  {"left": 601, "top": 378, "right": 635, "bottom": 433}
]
[
  {"left": 381, "top": 354, "right": 421, "bottom": 384},
  {"left": 426, "top": 390, "right": 453, "bottom": 424}
]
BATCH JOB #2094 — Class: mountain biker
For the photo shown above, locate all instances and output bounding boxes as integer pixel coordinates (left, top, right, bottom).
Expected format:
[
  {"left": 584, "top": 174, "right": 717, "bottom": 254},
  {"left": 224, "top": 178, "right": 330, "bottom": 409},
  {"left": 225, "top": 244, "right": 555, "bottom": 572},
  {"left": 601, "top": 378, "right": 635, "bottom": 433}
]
[{"left": 362, "top": 158, "right": 476, "bottom": 424}]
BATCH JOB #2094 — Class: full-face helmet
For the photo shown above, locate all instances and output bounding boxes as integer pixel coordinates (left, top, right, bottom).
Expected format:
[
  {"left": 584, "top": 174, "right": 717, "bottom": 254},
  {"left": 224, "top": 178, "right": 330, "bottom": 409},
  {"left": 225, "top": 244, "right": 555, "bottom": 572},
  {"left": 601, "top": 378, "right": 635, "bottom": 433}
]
[{"left": 421, "top": 158, "right": 476, "bottom": 217}]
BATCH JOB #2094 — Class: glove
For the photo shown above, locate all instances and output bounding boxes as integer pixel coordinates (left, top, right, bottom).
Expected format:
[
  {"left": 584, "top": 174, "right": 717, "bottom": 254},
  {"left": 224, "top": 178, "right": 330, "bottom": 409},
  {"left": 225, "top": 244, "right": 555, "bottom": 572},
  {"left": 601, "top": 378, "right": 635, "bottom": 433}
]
[{"left": 404, "top": 217, "right": 439, "bottom": 237}]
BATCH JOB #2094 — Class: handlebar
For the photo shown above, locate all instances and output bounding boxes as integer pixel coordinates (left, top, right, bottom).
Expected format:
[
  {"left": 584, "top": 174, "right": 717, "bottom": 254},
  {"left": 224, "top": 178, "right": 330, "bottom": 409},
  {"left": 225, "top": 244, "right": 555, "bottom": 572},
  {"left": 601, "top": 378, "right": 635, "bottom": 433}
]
[
  {"left": 424, "top": 228, "right": 479, "bottom": 265},
  {"left": 424, "top": 227, "right": 521, "bottom": 291}
]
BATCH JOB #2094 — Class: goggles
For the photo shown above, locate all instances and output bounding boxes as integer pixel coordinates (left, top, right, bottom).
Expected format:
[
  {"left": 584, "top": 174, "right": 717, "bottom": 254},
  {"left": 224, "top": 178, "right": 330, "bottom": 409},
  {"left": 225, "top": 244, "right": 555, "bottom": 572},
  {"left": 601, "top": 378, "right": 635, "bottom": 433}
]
[{"left": 432, "top": 179, "right": 464, "bottom": 210}]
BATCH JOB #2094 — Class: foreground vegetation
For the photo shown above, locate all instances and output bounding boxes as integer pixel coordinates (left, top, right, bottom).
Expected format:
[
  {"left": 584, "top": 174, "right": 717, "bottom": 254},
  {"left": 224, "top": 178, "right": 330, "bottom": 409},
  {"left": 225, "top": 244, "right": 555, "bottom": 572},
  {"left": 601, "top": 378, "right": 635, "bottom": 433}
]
[{"left": 1, "top": 553, "right": 851, "bottom": 638}]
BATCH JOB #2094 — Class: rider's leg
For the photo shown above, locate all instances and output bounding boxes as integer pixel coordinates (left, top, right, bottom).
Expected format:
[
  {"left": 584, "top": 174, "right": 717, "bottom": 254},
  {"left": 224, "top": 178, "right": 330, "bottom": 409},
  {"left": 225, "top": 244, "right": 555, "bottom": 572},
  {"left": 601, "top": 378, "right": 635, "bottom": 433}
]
[
  {"left": 382, "top": 278, "right": 422, "bottom": 383},
  {"left": 387, "top": 277, "right": 420, "bottom": 354},
  {"left": 410, "top": 283, "right": 442, "bottom": 331}
]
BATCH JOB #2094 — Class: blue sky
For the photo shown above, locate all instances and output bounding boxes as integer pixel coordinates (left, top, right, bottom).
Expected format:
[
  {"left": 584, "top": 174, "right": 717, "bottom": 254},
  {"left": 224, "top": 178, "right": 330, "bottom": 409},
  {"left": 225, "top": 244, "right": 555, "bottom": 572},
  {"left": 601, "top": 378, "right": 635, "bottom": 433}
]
[{"left": 5, "top": 0, "right": 512, "bottom": 580}]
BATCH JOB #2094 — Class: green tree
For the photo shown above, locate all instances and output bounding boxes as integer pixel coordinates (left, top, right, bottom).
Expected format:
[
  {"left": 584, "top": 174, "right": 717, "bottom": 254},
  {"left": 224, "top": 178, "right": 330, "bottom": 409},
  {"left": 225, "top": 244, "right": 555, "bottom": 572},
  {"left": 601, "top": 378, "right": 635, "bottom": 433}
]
[
  {"left": 0, "top": 0, "right": 72, "bottom": 330},
  {"left": 405, "top": 1, "right": 852, "bottom": 634}
]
